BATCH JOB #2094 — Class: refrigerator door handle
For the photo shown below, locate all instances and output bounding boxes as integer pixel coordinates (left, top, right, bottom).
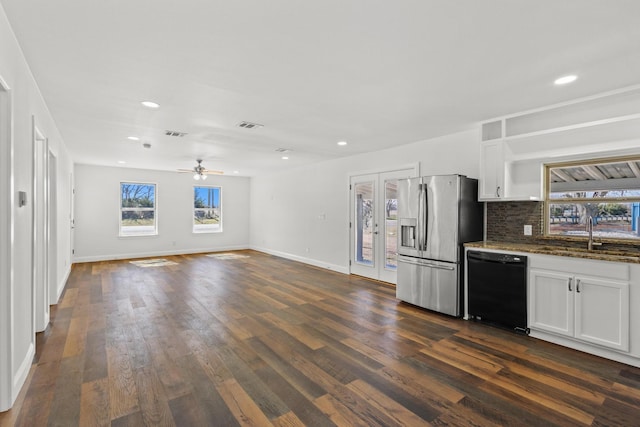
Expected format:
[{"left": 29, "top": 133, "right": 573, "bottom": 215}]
[
  {"left": 417, "top": 183, "right": 424, "bottom": 251},
  {"left": 398, "top": 256, "right": 455, "bottom": 271},
  {"left": 423, "top": 183, "right": 428, "bottom": 252}
]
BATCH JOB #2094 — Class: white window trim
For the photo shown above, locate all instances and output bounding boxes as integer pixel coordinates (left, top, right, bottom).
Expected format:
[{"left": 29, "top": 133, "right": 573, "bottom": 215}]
[
  {"left": 119, "top": 181, "right": 158, "bottom": 237},
  {"left": 193, "top": 185, "right": 222, "bottom": 234}
]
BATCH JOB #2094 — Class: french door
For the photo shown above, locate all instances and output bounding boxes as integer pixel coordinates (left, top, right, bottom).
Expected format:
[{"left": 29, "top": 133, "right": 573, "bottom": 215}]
[{"left": 350, "top": 168, "right": 416, "bottom": 283}]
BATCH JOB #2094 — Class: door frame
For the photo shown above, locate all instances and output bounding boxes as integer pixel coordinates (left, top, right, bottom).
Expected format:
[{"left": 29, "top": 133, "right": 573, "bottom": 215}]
[
  {"left": 32, "top": 119, "right": 49, "bottom": 332},
  {"left": 0, "top": 75, "right": 14, "bottom": 411},
  {"left": 48, "top": 150, "right": 58, "bottom": 305},
  {"left": 348, "top": 163, "right": 419, "bottom": 283}
]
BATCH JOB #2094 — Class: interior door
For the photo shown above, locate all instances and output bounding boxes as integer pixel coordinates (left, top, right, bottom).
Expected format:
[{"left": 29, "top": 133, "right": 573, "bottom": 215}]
[{"left": 350, "top": 168, "right": 415, "bottom": 283}]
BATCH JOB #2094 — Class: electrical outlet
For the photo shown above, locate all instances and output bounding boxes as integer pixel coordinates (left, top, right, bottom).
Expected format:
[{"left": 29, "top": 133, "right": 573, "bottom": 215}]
[{"left": 524, "top": 225, "right": 532, "bottom": 236}]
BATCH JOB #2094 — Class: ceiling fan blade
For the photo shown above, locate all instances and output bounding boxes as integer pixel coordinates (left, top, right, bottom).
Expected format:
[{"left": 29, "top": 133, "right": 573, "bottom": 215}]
[
  {"left": 177, "top": 169, "right": 195, "bottom": 173},
  {"left": 203, "top": 170, "right": 224, "bottom": 175}
]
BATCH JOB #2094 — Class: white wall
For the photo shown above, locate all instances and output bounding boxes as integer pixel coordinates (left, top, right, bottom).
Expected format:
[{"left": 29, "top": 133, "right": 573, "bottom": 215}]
[
  {"left": 249, "top": 129, "right": 480, "bottom": 272},
  {"left": 74, "top": 165, "right": 250, "bottom": 262},
  {"left": 0, "top": 4, "right": 73, "bottom": 411}
]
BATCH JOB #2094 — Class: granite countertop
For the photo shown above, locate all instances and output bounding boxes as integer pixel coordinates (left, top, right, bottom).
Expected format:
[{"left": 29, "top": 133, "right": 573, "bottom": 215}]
[{"left": 465, "top": 241, "right": 640, "bottom": 264}]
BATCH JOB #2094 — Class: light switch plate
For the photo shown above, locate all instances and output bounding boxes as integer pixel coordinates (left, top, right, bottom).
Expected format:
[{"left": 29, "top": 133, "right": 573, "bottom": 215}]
[{"left": 524, "top": 224, "right": 532, "bottom": 236}]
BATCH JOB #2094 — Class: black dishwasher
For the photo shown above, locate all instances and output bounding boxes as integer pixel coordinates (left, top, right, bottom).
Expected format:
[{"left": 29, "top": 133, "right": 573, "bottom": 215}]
[{"left": 467, "top": 250, "right": 528, "bottom": 334}]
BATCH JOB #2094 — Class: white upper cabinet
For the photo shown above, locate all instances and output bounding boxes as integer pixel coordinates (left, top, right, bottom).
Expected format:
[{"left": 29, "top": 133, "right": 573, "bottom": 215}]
[
  {"left": 478, "top": 84, "right": 640, "bottom": 202},
  {"left": 479, "top": 140, "right": 504, "bottom": 200}
]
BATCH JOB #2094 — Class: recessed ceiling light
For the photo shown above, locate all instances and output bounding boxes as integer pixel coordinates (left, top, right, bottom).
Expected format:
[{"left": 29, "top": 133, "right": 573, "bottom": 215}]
[
  {"left": 281, "top": 156, "right": 289, "bottom": 160},
  {"left": 141, "top": 101, "right": 160, "bottom": 109},
  {"left": 554, "top": 75, "right": 577, "bottom": 85},
  {"left": 127, "top": 136, "right": 140, "bottom": 141},
  {"left": 117, "top": 161, "right": 126, "bottom": 164},
  {"left": 337, "top": 141, "right": 347, "bottom": 146}
]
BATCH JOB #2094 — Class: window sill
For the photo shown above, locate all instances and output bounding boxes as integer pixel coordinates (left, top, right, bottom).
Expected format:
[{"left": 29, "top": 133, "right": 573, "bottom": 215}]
[
  {"left": 192, "top": 230, "right": 223, "bottom": 234},
  {"left": 118, "top": 233, "right": 159, "bottom": 238}
]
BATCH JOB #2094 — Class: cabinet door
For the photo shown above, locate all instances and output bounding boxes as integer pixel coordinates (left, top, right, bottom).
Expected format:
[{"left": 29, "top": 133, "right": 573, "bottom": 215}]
[
  {"left": 478, "top": 140, "right": 504, "bottom": 200},
  {"left": 574, "top": 276, "right": 629, "bottom": 352},
  {"left": 529, "top": 269, "right": 573, "bottom": 337}
]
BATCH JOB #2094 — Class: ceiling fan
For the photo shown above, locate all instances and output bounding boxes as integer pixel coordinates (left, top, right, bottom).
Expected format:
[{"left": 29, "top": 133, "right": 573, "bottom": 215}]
[{"left": 177, "top": 159, "right": 223, "bottom": 180}]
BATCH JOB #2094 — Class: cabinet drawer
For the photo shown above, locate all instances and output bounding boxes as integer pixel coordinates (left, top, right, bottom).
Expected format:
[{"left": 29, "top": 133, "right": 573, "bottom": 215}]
[{"left": 529, "top": 254, "right": 629, "bottom": 281}]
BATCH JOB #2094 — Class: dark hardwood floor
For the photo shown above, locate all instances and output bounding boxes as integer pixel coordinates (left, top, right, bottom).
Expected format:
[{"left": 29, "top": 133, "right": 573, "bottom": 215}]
[{"left": 1, "top": 250, "right": 640, "bottom": 426}]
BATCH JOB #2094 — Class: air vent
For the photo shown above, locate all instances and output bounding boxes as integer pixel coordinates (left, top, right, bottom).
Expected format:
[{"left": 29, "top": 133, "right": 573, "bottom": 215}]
[
  {"left": 275, "top": 148, "right": 291, "bottom": 153},
  {"left": 237, "top": 121, "right": 264, "bottom": 129},
  {"left": 165, "top": 130, "right": 188, "bottom": 137}
]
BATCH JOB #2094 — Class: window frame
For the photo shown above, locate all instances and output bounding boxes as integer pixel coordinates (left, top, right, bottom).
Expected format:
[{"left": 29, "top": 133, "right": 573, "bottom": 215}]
[
  {"left": 119, "top": 181, "right": 158, "bottom": 237},
  {"left": 544, "top": 155, "right": 640, "bottom": 242},
  {"left": 193, "top": 185, "right": 222, "bottom": 234}
]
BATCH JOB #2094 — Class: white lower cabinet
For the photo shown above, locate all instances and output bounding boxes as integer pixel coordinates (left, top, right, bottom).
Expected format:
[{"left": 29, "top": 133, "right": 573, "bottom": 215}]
[{"left": 530, "top": 268, "right": 629, "bottom": 352}]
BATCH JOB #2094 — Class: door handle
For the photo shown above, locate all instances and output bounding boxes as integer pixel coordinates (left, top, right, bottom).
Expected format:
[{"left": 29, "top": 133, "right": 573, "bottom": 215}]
[
  {"left": 420, "top": 263, "right": 455, "bottom": 271},
  {"left": 398, "top": 256, "right": 454, "bottom": 270},
  {"left": 423, "top": 185, "right": 429, "bottom": 250}
]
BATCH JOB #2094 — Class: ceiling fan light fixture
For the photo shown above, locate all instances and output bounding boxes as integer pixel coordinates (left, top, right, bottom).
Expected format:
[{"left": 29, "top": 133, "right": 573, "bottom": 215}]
[{"left": 179, "top": 159, "right": 223, "bottom": 179}]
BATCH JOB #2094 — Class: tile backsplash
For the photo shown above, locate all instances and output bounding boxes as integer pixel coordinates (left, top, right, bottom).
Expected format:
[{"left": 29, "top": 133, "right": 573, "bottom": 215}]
[
  {"left": 485, "top": 201, "right": 640, "bottom": 254},
  {"left": 486, "top": 201, "right": 544, "bottom": 243}
]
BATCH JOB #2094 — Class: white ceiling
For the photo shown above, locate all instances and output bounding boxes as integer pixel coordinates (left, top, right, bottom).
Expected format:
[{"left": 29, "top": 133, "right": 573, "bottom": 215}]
[{"left": 2, "top": 0, "right": 640, "bottom": 176}]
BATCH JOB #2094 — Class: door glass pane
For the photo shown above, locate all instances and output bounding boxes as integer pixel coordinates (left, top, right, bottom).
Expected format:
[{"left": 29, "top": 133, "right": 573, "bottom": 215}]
[
  {"left": 355, "top": 181, "right": 374, "bottom": 265},
  {"left": 385, "top": 179, "right": 398, "bottom": 270}
]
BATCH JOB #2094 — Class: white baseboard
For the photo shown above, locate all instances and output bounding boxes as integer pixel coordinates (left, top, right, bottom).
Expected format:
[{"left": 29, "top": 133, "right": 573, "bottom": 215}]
[
  {"left": 73, "top": 245, "right": 250, "bottom": 264},
  {"left": 54, "top": 265, "right": 72, "bottom": 304},
  {"left": 12, "top": 341, "right": 34, "bottom": 405},
  {"left": 73, "top": 245, "right": 349, "bottom": 274},
  {"left": 529, "top": 329, "right": 640, "bottom": 368},
  {"left": 250, "top": 245, "right": 349, "bottom": 275}
]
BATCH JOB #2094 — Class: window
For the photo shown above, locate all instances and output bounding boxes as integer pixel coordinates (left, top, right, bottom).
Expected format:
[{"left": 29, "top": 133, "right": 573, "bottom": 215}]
[
  {"left": 194, "top": 186, "right": 221, "bottom": 233},
  {"left": 120, "top": 182, "right": 156, "bottom": 236},
  {"left": 384, "top": 179, "right": 398, "bottom": 269},
  {"left": 546, "top": 157, "right": 640, "bottom": 240}
]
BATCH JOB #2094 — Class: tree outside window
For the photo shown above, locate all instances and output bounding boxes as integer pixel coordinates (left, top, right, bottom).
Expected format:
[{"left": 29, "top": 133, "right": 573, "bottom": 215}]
[
  {"left": 546, "top": 159, "right": 640, "bottom": 240},
  {"left": 194, "top": 186, "right": 221, "bottom": 233},
  {"left": 120, "top": 182, "right": 156, "bottom": 236}
]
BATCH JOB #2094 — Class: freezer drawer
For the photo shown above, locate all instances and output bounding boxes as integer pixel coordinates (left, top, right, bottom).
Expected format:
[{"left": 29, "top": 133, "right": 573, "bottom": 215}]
[{"left": 396, "top": 255, "right": 460, "bottom": 316}]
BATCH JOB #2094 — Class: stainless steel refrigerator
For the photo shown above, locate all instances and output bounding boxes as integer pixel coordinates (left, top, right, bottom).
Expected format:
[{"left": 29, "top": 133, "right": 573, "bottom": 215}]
[{"left": 396, "top": 175, "right": 483, "bottom": 316}]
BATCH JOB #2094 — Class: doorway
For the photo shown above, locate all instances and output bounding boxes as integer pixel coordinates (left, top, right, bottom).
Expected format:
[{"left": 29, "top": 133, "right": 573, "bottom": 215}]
[{"left": 349, "top": 167, "right": 417, "bottom": 283}]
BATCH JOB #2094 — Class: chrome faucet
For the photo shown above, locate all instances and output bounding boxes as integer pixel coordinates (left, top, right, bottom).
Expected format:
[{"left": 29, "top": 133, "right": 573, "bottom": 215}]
[{"left": 586, "top": 216, "right": 602, "bottom": 251}]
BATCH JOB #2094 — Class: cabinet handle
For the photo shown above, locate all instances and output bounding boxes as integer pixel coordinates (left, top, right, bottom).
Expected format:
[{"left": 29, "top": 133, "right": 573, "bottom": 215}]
[
  {"left": 567, "top": 277, "right": 572, "bottom": 291},
  {"left": 496, "top": 186, "right": 501, "bottom": 198},
  {"left": 576, "top": 279, "right": 581, "bottom": 293}
]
